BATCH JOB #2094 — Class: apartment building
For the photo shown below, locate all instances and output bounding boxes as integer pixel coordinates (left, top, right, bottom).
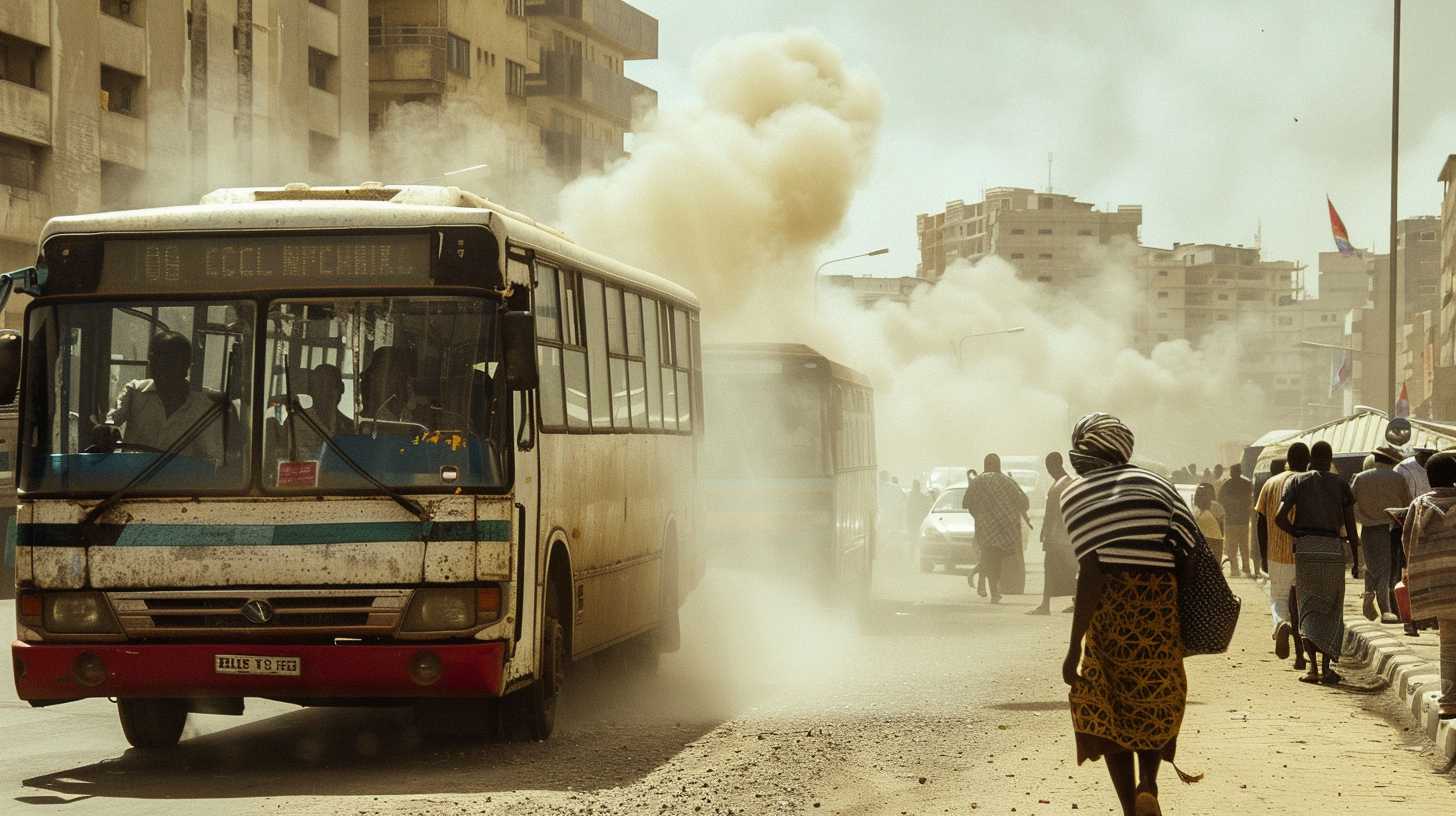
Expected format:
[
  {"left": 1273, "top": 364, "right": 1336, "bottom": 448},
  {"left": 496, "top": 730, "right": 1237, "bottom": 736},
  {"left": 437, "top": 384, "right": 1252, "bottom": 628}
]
[
  {"left": 915, "top": 188, "right": 1142, "bottom": 283},
  {"left": 524, "top": 0, "right": 657, "bottom": 179},
  {"left": 0, "top": 0, "right": 369, "bottom": 325}
]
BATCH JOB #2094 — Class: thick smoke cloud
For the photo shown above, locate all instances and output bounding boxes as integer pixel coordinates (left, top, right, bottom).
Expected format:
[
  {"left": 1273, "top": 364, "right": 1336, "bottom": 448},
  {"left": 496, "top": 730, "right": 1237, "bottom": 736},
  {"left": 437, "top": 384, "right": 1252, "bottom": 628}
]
[{"left": 560, "top": 29, "right": 1271, "bottom": 471}]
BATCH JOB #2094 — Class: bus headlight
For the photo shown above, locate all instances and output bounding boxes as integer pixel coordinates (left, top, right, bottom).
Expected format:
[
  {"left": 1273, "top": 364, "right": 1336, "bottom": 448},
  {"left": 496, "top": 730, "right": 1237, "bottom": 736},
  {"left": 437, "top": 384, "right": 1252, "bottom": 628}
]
[
  {"left": 402, "top": 587, "right": 501, "bottom": 632},
  {"left": 43, "top": 592, "right": 120, "bottom": 634}
]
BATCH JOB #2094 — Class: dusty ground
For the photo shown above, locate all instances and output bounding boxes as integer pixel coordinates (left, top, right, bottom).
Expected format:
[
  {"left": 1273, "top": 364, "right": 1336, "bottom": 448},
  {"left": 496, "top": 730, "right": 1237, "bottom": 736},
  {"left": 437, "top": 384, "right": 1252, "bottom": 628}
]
[{"left": 4, "top": 553, "right": 1453, "bottom": 815}]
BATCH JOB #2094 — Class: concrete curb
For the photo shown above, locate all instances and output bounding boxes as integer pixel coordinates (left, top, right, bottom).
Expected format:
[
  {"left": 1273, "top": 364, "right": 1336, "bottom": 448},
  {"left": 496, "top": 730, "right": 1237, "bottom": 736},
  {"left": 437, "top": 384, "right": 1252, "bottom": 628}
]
[{"left": 1341, "top": 619, "right": 1454, "bottom": 764}]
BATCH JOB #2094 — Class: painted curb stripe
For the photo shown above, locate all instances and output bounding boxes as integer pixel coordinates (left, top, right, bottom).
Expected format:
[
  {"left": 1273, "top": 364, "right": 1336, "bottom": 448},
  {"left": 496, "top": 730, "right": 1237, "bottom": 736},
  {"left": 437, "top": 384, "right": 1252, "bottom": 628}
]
[{"left": 19, "top": 519, "right": 511, "bottom": 547}]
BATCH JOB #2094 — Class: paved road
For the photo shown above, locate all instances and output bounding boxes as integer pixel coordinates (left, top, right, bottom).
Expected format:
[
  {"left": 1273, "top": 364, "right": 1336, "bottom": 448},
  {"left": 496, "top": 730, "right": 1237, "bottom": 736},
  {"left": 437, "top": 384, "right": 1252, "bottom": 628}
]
[{"left": 3, "top": 552, "right": 1452, "bottom": 814}]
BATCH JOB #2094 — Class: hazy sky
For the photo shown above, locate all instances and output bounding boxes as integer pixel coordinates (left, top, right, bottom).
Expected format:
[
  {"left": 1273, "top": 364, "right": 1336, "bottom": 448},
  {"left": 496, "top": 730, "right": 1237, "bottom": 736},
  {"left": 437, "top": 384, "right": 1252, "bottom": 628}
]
[{"left": 628, "top": 1, "right": 1456, "bottom": 287}]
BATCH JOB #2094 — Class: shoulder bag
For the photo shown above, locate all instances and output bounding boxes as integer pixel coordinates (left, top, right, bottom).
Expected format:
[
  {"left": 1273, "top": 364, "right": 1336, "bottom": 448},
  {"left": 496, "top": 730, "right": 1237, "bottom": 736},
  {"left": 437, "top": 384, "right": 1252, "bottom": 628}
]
[{"left": 1175, "top": 534, "right": 1241, "bottom": 656}]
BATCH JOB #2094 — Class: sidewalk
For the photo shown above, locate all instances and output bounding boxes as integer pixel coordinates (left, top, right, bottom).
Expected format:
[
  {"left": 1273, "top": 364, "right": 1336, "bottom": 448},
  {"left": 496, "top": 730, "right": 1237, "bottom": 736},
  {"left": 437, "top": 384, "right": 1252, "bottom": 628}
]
[{"left": 1263, "top": 569, "right": 1456, "bottom": 763}]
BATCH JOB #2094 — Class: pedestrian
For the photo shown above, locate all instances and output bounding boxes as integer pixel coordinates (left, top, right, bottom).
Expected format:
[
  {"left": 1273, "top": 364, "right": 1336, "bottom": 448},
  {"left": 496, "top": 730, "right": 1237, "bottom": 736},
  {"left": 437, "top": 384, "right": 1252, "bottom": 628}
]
[
  {"left": 1192, "top": 483, "right": 1225, "bottom": 567},
  {"left": 1396, "top": 447, "right": 1436, "bottom": 500},
  {"left": 1217, "top": 464, "right": 1255, "bottom": 578},
  {"left": 1030, "top": 451, "right": 1076, "bottom": 615},
  {"left": 1398, "top": 450, "right": 1456, "bottom": 722},
  {"left": 962, "top": 454, "right": 1029, "bottom": 604},
  {"left": 1200, "top": 467, "right": 1214, "bottom": 484},
  {"left": 1061, "top": 413, "right": 1199, "bottom": 816},
  {"left": 1275, "top": 441, "right": 1361, "bottom": 685},
  {"left": 1255, "top": 447, "right": 1310, "bottom": 668},
  {"left": 1212, "top": 463, "right": 1225, "bottom": 488},
  {"left": 1350, "top": 445, "right": 1410, "bottom": 624},
  {"left": 906, "top": 479, "right": 932, "bottom": 537}
]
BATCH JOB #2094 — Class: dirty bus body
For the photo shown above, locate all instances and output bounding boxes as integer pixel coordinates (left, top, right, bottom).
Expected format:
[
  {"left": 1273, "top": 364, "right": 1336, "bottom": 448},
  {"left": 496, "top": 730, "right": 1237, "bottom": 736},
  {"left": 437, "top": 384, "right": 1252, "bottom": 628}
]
[
  {"left": 701, "top": 343, "right": 874, "bottom": 605},
  {"left": 6, "top": 184, "right": 702, "bottom": 748}
]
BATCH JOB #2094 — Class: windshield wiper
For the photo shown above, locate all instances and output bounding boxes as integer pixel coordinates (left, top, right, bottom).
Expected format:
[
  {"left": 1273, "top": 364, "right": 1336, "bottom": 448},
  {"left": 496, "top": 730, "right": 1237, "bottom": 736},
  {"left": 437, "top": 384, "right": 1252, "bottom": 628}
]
[
  {"left": 286, "top": 398, "right": 431, "bottom": 524},
  {"left": 82, "top": 397, "right": 228, "bottom": 526}
]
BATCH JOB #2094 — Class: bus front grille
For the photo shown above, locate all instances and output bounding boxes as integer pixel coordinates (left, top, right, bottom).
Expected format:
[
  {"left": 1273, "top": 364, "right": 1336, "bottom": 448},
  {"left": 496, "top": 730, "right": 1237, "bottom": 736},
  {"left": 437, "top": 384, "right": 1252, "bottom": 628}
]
[{"left": 107, "top": 589, "right": 409, "bottom": 639}]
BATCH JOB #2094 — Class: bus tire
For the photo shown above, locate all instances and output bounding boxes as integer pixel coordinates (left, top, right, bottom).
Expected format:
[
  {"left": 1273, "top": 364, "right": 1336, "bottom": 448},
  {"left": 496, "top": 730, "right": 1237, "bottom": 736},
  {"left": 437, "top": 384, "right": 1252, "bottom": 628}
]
[
  {"left": 117, "top": 699, "right": 187, "bottom": 750},
  {"left": 655, "top": 539, "right": 681, "bottom": 654},
  {"left": 505, "top": 578, "right": 565, "bottom": 741}
]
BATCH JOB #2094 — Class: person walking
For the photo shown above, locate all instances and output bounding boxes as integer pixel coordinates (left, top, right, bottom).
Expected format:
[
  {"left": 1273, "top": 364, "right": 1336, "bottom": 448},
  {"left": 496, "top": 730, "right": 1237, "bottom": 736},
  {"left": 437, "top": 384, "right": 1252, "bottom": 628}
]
[
  {"left": 1061, "top": 413, "right": 1199, "bottom": 816},
  {"left": 1399, "top": 451, "right": 1456, "bottom": 722},
  {"left": 1255, "top": 448, "right": 1310, "bottom": 667},
  {"left": 1192, "top": 483, "right": 1225, "bottom": 567},
  {"left": 1217, "top": 464, "right": 1255, "bottom": 578},
  {"left": 1397, "top": 447, "right": 1435, "bottom": 500},
  {"left": 1275, "top": 441, "right": 1360, "bottom": 685},
  {"left": 1030, "top": 451, "right": 1076, "bottom": 615},
  {"left": 1350, "top": 445, "right": 1411, "bottom": 624},
  {"left": 963, "top": 454, "right": 1029, "bottom": 604}
]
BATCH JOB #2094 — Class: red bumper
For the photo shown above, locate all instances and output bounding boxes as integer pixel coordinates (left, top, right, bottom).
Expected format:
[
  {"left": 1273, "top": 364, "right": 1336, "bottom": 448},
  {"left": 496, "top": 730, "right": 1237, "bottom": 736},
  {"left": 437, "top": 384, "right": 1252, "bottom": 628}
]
[{"left": 11, "top": 640, "right": 506, "bottom": 702}]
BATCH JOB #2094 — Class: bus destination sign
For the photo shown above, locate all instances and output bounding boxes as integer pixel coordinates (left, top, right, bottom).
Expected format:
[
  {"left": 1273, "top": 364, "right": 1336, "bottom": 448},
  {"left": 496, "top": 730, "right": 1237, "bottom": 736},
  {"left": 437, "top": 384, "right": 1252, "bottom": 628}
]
[{"left": 99, "top": 234, "right": 433, "bottom": 292}]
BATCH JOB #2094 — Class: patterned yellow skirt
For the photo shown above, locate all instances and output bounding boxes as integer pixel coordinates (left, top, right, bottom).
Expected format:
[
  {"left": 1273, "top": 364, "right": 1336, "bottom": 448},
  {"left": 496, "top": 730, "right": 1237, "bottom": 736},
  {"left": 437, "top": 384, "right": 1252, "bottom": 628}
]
[{"left": 1069, "top": 568, "right": 1186, "bottom": 764}]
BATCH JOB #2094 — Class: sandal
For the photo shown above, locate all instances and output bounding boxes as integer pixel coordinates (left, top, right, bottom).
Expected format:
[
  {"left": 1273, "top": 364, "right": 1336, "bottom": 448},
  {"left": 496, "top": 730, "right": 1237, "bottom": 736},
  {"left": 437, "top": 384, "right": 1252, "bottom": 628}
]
[
  {"left": 1320, "top": 670, "right": 1343, "bottom": 686},
  {"left": 1134, "top": 791, "right": 1162, "bottom": 816}
]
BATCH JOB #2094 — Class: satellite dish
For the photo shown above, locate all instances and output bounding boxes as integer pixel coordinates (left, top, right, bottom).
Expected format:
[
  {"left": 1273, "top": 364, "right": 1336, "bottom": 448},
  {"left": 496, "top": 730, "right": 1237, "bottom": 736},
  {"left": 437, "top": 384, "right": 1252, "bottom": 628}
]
[{"left": 1385, "top": 417, "right": 1412, "bottom": 446}]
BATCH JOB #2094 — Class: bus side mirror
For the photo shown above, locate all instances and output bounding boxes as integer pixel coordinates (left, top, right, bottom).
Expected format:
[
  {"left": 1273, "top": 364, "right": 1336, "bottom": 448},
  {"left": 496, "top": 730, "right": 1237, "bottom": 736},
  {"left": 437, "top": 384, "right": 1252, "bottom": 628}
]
[
  {"left": 0, "top": 328, "right": 19, "bottom": 405},
  {"left": 502, "top": 311, "right": 538, "bottom": 390}
]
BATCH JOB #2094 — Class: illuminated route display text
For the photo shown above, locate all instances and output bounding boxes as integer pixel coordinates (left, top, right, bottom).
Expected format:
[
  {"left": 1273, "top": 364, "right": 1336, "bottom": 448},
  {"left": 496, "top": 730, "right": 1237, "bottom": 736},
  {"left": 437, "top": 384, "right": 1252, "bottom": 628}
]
[{"left": 99, "top": 234, "right": 434, "bottom": 292}]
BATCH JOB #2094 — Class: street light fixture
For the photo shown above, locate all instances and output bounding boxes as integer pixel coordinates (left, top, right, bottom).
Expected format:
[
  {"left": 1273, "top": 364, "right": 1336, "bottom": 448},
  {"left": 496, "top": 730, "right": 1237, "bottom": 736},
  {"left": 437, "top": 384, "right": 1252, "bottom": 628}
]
[
  {"left": 953, "top": 327, "right": 1025, "bottom": 365},
  {"left": 812, "top": 248, "right": 890, "bottom": 310},
  {"left": 1298, "top": 340, "right": 1379, "bottom": 355}
]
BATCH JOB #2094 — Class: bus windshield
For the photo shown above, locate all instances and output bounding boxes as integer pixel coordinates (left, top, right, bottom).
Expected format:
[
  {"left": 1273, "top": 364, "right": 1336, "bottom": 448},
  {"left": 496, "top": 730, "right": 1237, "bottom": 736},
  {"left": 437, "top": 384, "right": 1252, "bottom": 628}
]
[
  {"left": 704, "top": 370, "right": 826, "bottom": 479},
  {"left": 263, "top": 296, "right": 509, "bottom": 492},
  {"left": 22, "top": 300, "right": 255, "bottom": 494}
]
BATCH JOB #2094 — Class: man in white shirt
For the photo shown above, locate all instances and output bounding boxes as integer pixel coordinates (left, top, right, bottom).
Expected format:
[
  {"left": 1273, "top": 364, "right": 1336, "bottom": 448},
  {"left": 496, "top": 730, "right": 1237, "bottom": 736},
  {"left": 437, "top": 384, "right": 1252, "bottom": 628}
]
[
  {"left": 1397, "top": 448, "right": 1435, "bottom": 500},
  {"left": 103, "top": 331, "right": 226, "bottom": 465}
]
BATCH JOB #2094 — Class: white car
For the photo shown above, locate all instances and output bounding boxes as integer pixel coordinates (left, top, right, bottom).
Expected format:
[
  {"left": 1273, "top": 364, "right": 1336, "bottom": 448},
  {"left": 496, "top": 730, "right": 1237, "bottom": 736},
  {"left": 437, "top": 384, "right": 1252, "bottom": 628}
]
[
  {"left": 927, "top": 465, "right": 969, "bottom": 496},
  {"left": 917, "top": 483, "right": 976, "bottom": 573}
]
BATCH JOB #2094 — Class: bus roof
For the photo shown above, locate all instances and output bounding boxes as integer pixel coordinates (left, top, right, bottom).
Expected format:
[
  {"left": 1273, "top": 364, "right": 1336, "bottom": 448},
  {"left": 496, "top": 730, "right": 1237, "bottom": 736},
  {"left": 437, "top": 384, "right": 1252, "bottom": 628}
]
[
  {"left": 37, "top": 183, "right": 699, "bottom": 308},
  {"left": 703, "top": 341, "right": 873, "bottom": 388}
]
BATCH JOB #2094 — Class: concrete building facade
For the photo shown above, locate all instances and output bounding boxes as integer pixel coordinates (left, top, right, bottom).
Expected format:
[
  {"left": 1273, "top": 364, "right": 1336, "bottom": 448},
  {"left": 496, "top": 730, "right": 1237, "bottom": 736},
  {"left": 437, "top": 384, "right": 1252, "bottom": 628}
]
[
  {"left": 915, "top": 188, "right": 1142, "bottom": 284},
  {"left": 0, "top": 0, "right": 370, "bottom": 325},
  {"left": 820, "top": 274, "right": 930, "bottom": 308}
]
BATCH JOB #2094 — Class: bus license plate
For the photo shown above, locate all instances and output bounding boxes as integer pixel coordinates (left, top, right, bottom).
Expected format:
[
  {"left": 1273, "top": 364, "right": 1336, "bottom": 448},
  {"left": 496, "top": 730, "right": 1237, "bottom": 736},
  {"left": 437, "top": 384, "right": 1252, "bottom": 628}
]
[{"left": 214, "top": 654, "right": 301, "bottom": 677}]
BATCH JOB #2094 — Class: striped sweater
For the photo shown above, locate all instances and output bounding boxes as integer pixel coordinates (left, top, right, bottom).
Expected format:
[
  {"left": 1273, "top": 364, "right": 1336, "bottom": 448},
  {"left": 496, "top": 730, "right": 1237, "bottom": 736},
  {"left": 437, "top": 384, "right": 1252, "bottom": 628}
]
[
  {"left": 1402, "top": 487, "right": 1456, "bottom": 620},
  {"left": 1061, "top": 464, "right": 1200, "bottom": 570}
]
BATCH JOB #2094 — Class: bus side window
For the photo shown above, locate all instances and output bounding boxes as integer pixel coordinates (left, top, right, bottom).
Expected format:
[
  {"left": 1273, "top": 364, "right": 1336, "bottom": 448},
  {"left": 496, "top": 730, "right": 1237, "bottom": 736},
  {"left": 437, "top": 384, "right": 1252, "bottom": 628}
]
[
  {"left": 641, "top": 296, "right": 664, "bottom": 429},
  {"left": 657, "top": 304, "right": 677, "bottom": 431},
  {"left": 581, "top": 276, "right": 611, "bottom": 430},
  {"left": 534, "top": 263, "right": 566, "bottom": 428},
  {"left": 560, "top": 269, "right": 589, "bottom": 429},
  {"left": 672, "top": 307, "right": 691, "bottom": 431}
]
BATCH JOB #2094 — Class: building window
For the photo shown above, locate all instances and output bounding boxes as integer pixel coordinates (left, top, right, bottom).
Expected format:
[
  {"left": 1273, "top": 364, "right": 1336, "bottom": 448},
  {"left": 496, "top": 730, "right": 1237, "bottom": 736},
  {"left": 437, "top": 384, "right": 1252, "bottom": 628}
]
[
  {"left": 0, "top": 135, "right": 38, "bottom": 191},
  {"left": 1038, "top": 228, "right": 1053, "bottom": 235},
  {"left": 1157, "top": 334, "right": 1169, "bottom": 342},
  {"left": 307, "top": 47, "right": 336, "bottom": 92},
  {"left": 1010, "top": 253, "right": 1025, "bottom": 260},
  {"left": 100, "top": 65, "right": 144, "bottom": 115},
  {"left": 506, "top": 60, "right": 526, "bottom": 97},
  {"left": 1217, "top": 293, "right": 1229, "bottom": 301},
  {"left": 0, "top": 33, "right": 42, "bottom": 88},
  {"left": 100, "top": 0, "right": 140, "bottom": 23},
  {"left": 507, "top": 0, "right": 526, "bottom": 16},
  {"left": 1037, "top": 276, "right": 1052, "bottom": 283},
  {"left": 1157, "top": 291, "right": 1169, "bottom": 299},
  {"left": 1078, "top": 228, "right": 1094, "bottom": 236},
  {"left": 1157, "top": 269, "right": 1168, "bottom": 277},
  {"left": 1421, "top": 230, "right": 1437, "bottom": 241},
  {"left": 368, "top": 16, "right": 383, "bottom": 45},
  {"left": 1011, "top": 228, "right": 1025, "bottom": 235},
  {"left": 447, "top": 33, "right": 471, "bottom": 77},
  {"left": 1038, "top": 253, "right": 1053, "bottom": 260}
]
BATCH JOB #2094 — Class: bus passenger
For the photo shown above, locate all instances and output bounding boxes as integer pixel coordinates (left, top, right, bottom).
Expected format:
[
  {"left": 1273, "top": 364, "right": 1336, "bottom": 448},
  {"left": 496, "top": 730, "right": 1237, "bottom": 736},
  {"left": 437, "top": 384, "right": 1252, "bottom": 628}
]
[
  {"left": 101, "top": 331, "right": 227, "bottom": 464},
  {"left": 282, "top": 363, "right": 355, "bottom": 457},
  {"left": 359, "top": 345, "right": 426, "bottom": 425}
]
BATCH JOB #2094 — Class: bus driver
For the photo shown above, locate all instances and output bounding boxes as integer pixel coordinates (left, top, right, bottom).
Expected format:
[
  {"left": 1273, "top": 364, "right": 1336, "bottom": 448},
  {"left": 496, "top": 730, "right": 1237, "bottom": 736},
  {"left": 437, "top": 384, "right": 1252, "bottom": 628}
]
[{"left": 100, "top": 331, "right": 228, "bottom": 465}]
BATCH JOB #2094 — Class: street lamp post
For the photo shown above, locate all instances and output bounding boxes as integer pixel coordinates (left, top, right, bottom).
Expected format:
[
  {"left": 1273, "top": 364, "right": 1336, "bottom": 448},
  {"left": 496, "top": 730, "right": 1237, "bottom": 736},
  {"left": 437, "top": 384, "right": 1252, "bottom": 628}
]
[
  {"left": 812, "top": 247, "right": 890, "bottom": 310},
  {"left": 1387, "top": 0, "right": 1401, "bottom": 415},
  {"left": 953, "top": 327, "right": 1025, "bottom": 366}
]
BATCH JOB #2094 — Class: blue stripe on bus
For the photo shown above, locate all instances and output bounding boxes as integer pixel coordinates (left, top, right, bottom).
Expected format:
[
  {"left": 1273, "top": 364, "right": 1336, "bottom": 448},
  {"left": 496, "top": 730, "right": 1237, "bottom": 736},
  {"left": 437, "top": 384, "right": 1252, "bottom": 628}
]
[{"left": 18, "top": 519, "right": 511, "bottom": 547}]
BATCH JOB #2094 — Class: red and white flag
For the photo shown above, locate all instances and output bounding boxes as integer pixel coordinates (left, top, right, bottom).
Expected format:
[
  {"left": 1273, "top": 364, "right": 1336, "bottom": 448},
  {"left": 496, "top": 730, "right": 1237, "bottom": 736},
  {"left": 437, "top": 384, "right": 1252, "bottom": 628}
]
[{"left": 1395, "top": 382, "right": 1410, "bottom": 418}]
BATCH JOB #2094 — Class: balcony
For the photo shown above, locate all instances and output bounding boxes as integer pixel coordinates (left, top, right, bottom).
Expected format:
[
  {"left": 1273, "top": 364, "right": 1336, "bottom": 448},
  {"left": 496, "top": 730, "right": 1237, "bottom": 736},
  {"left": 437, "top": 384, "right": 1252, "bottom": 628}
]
[
  {"left": 0, "top": 181, "right": 48, "bottom": 246},
  {"left": 541, "top": 128, "right": 583, "bottom": 179},
  {"left": 527, "top": 50, "right": 656, "bottom": 127},
  {"left": 98, "top": 110, "right": 145, "bottom": 169},
  {"left": 307, "top": 1, "right": 339, "bottom": 56},
  {"left": 307, "top": 86, "right": 340, "bottom": 138},
  {"left": 526, "top": 0, "right": 657, "bottom": 59},
  {"left": 99, "top": 12, "right": 146, "bottom": 77},
  {"left": 0, "top": 80, "right": 49, "bottom": 146},
  {"left": 369, "top": 25, "right": 446, "bottom": 96},
  {"left": 0, "top": 1, "right": 49, "bottom": 47}
]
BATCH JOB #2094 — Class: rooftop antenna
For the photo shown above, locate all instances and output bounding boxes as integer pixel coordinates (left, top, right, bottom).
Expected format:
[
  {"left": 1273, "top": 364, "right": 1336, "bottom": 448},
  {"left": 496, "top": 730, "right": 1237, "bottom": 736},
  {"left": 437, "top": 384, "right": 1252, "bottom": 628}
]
[{"left": 1047, "top": 152, "right": 1053, "bottom": 193}]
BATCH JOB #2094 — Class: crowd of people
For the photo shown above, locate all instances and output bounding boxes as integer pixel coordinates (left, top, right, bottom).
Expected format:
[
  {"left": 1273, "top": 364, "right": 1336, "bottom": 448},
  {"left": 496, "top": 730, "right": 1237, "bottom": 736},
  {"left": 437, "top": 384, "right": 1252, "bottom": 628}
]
[{"left": 878, "top": 419, "right": 1456, "bottom": 815}]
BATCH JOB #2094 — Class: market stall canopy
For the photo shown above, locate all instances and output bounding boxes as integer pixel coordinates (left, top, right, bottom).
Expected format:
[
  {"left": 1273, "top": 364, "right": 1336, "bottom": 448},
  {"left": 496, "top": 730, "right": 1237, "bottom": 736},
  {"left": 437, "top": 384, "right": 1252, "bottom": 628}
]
[{"left": 1252, "top": 408, "right": 1456, "bottom": 478}]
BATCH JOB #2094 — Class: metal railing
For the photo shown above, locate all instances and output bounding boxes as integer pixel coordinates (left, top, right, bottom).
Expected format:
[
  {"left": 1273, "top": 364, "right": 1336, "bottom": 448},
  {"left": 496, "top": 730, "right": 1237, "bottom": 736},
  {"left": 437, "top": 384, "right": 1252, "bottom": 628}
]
[
  {"left": 529, "top": 49, "right": 655, "bottom": 126},
  {"left": 525, "top": 0, "right": 658, "bottom": 59},
  {"left": 369, "top": 25, "right": 447, "bottom": 85}
]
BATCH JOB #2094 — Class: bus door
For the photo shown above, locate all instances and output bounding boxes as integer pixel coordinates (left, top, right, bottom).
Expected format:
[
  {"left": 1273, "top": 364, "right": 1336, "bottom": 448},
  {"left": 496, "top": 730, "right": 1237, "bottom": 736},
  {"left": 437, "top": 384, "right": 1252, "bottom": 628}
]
[{"left": 507, "top": 252, "right": 541, "bottom": 685}]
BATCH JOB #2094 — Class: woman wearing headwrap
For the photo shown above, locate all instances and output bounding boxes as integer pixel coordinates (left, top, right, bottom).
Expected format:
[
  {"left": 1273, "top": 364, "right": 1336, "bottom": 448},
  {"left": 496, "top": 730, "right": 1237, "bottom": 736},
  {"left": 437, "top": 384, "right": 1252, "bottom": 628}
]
[{"left": 1061, "top": 413, "right": 1200, "bottom": 816}]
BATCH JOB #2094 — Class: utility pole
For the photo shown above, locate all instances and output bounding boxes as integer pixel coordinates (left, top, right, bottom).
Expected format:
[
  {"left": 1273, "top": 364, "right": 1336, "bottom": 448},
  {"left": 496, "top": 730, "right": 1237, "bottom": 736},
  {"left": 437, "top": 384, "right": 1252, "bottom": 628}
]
[{"left": 1387, "top": 0, "right": 1401, "bottom": 415}]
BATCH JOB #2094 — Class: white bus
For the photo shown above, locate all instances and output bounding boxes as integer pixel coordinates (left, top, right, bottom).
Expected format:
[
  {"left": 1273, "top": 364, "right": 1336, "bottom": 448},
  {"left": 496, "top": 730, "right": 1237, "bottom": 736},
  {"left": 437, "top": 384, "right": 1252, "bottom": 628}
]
[{"left": 4, "top": 183, "right": 703, "bottom": 748}]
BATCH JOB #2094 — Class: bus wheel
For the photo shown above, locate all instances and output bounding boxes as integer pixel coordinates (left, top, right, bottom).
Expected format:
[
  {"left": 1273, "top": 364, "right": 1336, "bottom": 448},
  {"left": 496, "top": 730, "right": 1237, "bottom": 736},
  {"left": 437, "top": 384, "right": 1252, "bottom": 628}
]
[
  {"left": 655, "top": 541, "right": 681, "bottom": 654},
  {"left": 117, "top": 699, "right": 188, "bottom": 750},
  {"left": 506, "top": 585, "right": 565, "bottom": 741}
]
